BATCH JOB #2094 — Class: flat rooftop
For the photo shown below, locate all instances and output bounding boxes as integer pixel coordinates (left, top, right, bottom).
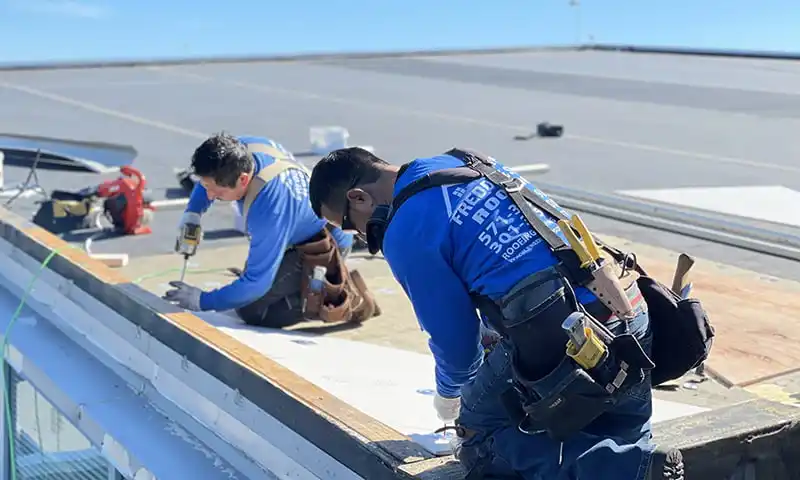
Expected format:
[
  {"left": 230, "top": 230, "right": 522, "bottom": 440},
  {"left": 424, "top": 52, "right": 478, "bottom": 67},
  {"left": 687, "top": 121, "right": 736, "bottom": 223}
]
[
  {"left": 2, "top": 48, "right": 800, "bottom": 418},
  {"left": 2, "top": 48, "right": 799, "bottom": 277}
]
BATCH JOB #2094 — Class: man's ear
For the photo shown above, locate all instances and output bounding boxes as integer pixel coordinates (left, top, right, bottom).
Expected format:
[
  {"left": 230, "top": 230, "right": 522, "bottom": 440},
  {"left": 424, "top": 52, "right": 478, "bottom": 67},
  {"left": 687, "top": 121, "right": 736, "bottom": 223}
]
[
  {"left": 346, "top": 188, "right": 370, "bottom": 205},
  {"left": 238, "top": 172, "right": 252, "bottom": 189}
]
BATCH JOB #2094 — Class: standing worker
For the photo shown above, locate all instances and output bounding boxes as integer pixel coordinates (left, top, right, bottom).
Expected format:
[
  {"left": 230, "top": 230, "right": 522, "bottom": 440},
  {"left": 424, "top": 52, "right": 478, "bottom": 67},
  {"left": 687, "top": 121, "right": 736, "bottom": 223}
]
[
  {"left": 164, "top": 133, "right": 380, "bottom": 328},
  {"left": 308, "top": 147, "right": 689, "bottom": 479}
]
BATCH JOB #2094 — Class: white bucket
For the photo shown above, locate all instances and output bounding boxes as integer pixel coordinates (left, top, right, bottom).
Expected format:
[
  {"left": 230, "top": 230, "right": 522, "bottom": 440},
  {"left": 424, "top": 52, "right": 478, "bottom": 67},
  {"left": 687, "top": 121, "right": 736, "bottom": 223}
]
[{"left": 309, "top": 126, "right": 350, "bottom": 155}]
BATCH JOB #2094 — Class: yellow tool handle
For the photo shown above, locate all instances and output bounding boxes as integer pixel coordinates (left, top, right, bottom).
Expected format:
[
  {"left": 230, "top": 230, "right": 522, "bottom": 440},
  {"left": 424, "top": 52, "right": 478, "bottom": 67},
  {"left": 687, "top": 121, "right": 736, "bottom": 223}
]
[
  {"left": 566, "top": 326, "right": 607, "bottom": 370},
  {"left": 570, "top": 214, "right": 602, "bottom": 261},
  {"left": 557, "top": 219, "right": 594, "bottom": 267}
]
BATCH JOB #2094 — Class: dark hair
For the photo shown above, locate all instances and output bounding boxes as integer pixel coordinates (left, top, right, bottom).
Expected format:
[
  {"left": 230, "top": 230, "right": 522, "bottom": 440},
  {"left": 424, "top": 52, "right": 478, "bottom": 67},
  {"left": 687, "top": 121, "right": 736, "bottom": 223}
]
[
  {"left": 309, "top": 147, "right": 388, "bottom": 217},
  {"left": 191, "top": 132, "right": 254, "bottom": 188}
]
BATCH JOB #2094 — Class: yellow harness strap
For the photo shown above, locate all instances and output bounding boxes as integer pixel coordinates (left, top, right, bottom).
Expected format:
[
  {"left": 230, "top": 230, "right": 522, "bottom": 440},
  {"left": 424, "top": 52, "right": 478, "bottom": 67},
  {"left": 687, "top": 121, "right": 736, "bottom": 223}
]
[{"left": 240, "top": 143, "right": 310, "bottom": 225}]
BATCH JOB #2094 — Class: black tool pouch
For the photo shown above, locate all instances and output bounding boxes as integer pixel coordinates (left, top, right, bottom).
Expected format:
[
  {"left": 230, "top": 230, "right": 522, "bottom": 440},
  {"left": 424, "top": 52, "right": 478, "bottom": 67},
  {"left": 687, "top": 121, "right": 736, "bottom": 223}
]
[
  {"left": 514, "top": 355, "right": 615, "bottom": 441},
  {"left": 637, "top": 276, "right": 715, "bottom": 386},
  {"left": 513, "top": 329, "right": 654, "bottom": 442}
]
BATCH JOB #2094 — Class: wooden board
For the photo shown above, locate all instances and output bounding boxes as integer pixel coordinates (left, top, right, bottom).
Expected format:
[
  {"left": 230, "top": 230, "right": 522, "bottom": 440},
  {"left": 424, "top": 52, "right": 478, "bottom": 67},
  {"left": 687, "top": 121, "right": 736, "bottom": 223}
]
[{"left": 121, "top": 232, "right": 800, "bottom": 388}]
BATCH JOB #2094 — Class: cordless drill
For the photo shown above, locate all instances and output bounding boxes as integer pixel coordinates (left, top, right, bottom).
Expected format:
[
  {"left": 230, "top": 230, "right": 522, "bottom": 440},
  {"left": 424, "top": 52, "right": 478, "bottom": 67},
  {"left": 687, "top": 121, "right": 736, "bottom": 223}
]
[{"left": 176, "top": 222, "right": 202, "bottom": 282}]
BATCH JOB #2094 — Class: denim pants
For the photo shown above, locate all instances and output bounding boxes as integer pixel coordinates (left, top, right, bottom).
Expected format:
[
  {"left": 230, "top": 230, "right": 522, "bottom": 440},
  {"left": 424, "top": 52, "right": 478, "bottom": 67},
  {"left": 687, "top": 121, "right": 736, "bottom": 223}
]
[{"left": 456, "top": 302, "right": 655, "bottom": 480}]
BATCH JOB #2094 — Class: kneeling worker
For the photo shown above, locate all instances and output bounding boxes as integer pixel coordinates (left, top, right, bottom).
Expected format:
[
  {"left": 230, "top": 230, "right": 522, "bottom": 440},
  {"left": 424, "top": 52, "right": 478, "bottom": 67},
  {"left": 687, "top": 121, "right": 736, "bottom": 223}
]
[
  {"left": 164, "top": 133, "right": 380, "bottom": 328},
  {"left": 308, "top": 147, "right": 685, "bottom": 479}
]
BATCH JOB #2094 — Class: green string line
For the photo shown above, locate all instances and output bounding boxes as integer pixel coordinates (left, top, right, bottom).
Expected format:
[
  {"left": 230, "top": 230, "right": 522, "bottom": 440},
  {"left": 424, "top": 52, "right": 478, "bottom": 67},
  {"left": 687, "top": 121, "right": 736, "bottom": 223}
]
[
  {"left": 131, "top": 267, "right": 229, "bottom": 284},
  {"left": 1, "top": 248, "right": 59, "bottom": 480}
]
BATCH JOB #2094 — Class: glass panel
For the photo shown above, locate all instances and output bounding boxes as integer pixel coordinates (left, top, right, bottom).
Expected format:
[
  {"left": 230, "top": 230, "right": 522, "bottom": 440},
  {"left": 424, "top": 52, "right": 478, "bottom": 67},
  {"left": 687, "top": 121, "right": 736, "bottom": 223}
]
[{"left": 10, "top": 371, "right": 115, "bottom": 480}]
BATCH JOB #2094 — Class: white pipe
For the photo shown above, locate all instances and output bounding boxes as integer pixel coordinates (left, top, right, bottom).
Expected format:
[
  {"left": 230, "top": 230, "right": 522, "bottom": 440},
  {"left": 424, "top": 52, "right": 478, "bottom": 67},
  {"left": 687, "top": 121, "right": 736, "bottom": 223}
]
[
  {"left": 510, "top": 163, "right": 551, "bottom": 175},
  {"left": 151, "top": 198, "right": 189, "bottom": 210}
]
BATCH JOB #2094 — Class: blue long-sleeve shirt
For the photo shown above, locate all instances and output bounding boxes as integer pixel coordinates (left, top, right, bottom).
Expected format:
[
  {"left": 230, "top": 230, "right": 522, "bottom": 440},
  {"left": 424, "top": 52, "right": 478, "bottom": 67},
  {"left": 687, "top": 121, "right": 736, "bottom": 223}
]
[
  {"left": 383, "top": 154, "right": 595, "bottom": 399},
  {"left": 184, "top": 135, "right": 353, "bottom": 311}
]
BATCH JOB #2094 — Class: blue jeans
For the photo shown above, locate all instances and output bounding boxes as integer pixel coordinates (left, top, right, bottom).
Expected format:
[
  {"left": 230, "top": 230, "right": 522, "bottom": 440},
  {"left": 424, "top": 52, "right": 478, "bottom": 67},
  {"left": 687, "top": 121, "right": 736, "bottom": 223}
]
[{"left": 456, "top": 303, "right": 655, "bottom": 480}]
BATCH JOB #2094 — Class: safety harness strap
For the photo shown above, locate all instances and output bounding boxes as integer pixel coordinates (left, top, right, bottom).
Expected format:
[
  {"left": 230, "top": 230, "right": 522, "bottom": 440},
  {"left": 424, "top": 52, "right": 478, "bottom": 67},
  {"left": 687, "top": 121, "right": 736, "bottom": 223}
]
[
  {"left": 386, "top": 167, "right": 482, "bottom": 223},
  {"left": 387, "top": 148, "right": 602, "bottom": 286},
  {"left": 388, "top": 151, "right": 576, "bottom": 252},
  {"left": 241, "top": 143, "right": 310, "bottom": 227},
  {"left": 445, "top": 148, "right": 571, "bottom": 252}
]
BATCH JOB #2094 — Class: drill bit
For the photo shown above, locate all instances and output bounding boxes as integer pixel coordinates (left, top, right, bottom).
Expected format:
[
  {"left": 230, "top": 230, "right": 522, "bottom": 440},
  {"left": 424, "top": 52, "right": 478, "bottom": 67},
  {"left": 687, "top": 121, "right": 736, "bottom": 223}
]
[{"left": 179, "top": 255, "right": 189, "bottom": 282}]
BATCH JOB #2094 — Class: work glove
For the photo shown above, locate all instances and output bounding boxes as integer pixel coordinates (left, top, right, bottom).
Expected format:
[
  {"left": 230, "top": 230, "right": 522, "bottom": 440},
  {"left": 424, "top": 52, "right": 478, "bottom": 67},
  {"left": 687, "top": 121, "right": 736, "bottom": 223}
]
[
  {"left": 433, "top": 393, "right": 461, "bottom": 423},
  {"left": 163, "top": 281, "right": 203, "bottom": 311},
  {"left": 175, "top": 211, "right": 202, "bottom": 254}
]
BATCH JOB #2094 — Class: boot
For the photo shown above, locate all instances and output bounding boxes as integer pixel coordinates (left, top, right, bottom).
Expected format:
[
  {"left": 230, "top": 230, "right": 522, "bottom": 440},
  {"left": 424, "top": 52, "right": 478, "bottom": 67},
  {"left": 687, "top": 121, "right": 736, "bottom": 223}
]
[{"left": 646, "top": 447, "right": 685, "bottom": 480}]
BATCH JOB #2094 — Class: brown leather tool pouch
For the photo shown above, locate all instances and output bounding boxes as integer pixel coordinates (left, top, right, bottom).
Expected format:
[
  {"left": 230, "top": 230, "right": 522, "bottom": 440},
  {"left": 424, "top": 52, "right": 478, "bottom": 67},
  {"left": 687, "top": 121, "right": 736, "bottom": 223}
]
[
  {"left": 295, "top": 228, "right": 380, "bottom": 323},
  {"left": 586, "top": 259, "right": 637, "bottom": 320}
]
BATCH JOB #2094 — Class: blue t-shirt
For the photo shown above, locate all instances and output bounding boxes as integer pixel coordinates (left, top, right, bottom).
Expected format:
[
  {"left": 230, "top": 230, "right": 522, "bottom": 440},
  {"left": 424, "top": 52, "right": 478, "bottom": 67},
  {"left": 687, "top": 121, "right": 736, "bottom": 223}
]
[
  {"left": 383, "top": 153, "right": 594, "bottom": 398},
  {"left": 184, "top": 135, "right": 353, "bottom": 311}
]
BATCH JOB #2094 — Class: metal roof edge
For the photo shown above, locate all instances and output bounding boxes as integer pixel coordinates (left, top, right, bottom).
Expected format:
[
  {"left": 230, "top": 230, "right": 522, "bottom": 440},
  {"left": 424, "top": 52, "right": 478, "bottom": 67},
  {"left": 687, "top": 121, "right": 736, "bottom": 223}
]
[
  {"left": 0, "top": 205, "right": 433, "bottom": 479},
  {"left": 585, "top": 44, "right": 800, "bottom": 60}
]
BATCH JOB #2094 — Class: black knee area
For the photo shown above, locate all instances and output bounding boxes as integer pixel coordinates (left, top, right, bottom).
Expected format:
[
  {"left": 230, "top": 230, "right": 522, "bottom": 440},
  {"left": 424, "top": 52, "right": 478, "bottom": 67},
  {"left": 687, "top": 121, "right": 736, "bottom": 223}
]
[{"left": 236, "top": 302, "right": 267, "bottom": 326}]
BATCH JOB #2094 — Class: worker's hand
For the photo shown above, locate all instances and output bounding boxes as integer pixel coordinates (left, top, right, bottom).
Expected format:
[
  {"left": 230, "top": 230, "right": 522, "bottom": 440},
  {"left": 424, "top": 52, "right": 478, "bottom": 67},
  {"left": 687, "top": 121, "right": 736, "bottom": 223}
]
[
  {"left": 175, "top": 211, "right": 202, "bottom": 254},
  {"left": 433, "top": 393, "right": 461, "bottom": 423},
  {"left": 163, "top": 281, "right": 202, "bottom": 311}
]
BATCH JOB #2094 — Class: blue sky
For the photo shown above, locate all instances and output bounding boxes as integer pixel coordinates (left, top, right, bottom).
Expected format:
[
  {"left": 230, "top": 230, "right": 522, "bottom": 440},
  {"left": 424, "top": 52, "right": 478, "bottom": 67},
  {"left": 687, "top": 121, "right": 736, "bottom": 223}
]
[{"left": 0, "top": 0, "right": 797, "bottom": 64}]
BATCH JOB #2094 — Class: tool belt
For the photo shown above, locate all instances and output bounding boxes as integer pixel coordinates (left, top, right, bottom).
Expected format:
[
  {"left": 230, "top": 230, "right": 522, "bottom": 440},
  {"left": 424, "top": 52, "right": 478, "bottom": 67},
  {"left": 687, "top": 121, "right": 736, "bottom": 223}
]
[
  {"left": 441, "top": 148, "right": 712, "bottom": 379},
  {"left": 295, "top": 227, "right": 380, "bottom": 324}
]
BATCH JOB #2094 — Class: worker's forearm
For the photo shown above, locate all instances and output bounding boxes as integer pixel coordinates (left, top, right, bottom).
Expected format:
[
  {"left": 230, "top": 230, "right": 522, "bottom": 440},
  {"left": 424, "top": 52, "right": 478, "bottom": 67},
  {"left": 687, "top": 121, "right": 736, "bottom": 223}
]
[
  {"left": 199, "top": 276, "right": 270, "bottom": 312},
  {"left": 186, "top": 183, "right": 213, "bottom": 214}
]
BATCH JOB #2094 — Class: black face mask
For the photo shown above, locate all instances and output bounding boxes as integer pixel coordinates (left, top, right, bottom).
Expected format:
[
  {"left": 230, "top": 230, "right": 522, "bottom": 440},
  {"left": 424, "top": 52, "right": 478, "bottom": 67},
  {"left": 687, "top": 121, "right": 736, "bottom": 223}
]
[
  {"left": 364, "top": 204, "right": 392, "bottom": 255},
  {"left": 349, "top": 163, "right": 411, "bottom": 255}
]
